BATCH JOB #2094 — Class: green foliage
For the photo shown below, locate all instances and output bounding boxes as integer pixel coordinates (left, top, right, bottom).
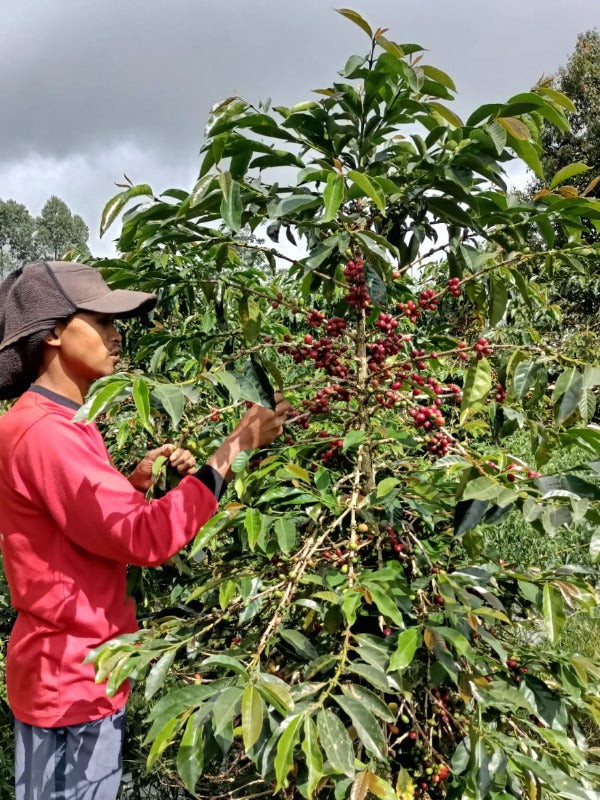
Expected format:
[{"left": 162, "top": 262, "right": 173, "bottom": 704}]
[
  {"left": 36, "top": 195, "right": 90, "bottom": 261},
  {"left": 31, "top": 11, "right": 600, "bottom": 800}
]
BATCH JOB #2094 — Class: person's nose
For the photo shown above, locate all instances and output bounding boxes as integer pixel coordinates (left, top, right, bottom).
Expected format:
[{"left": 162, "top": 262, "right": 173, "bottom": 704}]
[{"left": 110, "top": 323, "right": 122, "bottom": 344}]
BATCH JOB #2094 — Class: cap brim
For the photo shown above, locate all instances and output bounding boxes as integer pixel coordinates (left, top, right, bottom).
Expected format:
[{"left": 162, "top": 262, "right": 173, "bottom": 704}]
[{"left": 76, "top": 289, "right": 157, "bottom": 319}]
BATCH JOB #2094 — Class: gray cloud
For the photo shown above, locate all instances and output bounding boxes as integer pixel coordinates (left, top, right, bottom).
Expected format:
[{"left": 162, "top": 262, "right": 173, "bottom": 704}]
[{"left": 1, "top": 0, "right": 598, "bottom": 254}]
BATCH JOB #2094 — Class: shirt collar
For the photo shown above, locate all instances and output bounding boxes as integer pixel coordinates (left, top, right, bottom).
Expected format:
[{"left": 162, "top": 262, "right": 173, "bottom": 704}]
[{"left": 28, "top": 385, "right": 82, "bottom": 411}]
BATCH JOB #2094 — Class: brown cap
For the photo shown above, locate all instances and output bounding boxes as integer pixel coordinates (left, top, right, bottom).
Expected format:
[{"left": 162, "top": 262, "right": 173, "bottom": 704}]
[{"left": 49, "top": 261, "right": 157, "bottom": 319}]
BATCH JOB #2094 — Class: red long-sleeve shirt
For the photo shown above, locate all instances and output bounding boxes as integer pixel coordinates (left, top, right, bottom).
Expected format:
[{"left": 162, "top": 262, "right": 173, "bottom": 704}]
[{"left": 0, "top": 387, "right": 219, "bottom": 727}]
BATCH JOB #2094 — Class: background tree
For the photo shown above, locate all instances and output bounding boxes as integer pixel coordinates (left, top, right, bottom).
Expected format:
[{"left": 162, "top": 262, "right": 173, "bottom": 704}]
[
  {"left": 36, "top": 195, "right": 91, "bottom": 260},
  {"left": 538, "top": 29, "right": 600, "bottom": 195},
  {"left": 0, "top": 199, "right": 35, "bottom": 278}
]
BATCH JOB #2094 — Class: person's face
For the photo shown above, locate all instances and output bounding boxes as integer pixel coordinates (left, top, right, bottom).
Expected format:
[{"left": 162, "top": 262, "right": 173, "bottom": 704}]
[{"left": 53, "top": 312, "right": 122, "bottom": 383}]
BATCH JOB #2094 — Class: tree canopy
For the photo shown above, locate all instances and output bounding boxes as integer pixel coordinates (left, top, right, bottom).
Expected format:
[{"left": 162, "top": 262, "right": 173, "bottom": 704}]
[{"left": 0, "top": 195, "right": 90, "bottom": 277}]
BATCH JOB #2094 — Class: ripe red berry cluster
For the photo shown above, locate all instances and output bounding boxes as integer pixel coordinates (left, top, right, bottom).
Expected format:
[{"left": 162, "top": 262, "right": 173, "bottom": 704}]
[
  {"left": 307, "top": 308, "right": 325, "bottom": 327},
  {"left": 418, "top": 287, "right": 439, "bottom": 311},
  {"left": 344, "top": 259, "right": 371, "bottom": 310},
  {"left": 397, "top": 298, "right": 420, "bottom": 323},
  {"left": 375, "top": 311, "right": 399, "bottom": 334},
  {"left": 447, "top": 276, "right": 461, "bottom": 297},
  {"left": 320, "top": 437, "right": 344, "bottom": 466},
  {"left": 495, "top": 383, "right": 506, "bottom": 402},
  {"left": 427, "top": 431, "right": 452, "bottom": 456},
  {"left": 288, "top": 336, "right": 350, "bottom": 379},
  {"left": 409, "top": 404, "right": 445, "bottom": 430},
  {"left": 475, "top": 337, "right": 493, "bottom": 360},
  {"left": 381, "top": 525, "right": 406, "bottom": 554},
  {"left": 325, "top": 316, "right": 347, "bottom": 337}
]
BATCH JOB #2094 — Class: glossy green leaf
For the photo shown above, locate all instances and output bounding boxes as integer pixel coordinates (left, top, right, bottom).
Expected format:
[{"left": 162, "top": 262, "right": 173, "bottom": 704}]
[
  {"left": 553, "top": 368, "right": 583, "bottom": 426},
  {"left": 145, "top": 650, "right": 176, "bottom": 701},
  {"left": 323, "top": 173, "right": 345, "bottom": 222},
  {"left": 274, "top": 517, "right": 296, "bottom": 553},
  {"left": 347, "top": 170, "right": 385, "bottom": 212},
  {"left": 212, "top": 686, "right": 243, "bottom": 734},
  {"left": 152, "top": 384, "right": 185, "bottom": 429},
  {"left": 100, "top": 184, "right": 153, "bottom": 236},
  {"left": 302, "top": 717, "right": 324, "bottom": 798},
  {"left": 543, "top": 582, "right": 567, "bottom": 643},
  {"left": 176, "top": 712, "right": 204, "bottom": 793},
  {"left": 280, "top": 628, "right": 319, "bottom": 660},
  {"left": 389, "top": 627, "right": 420, "bottom": 672},
  {"left": 245, "top": 508, "right": 263, "bottom": 552},
  {"left": 274, "top": 715, "right": 303, "bottom": 791},
  {"left": 341, "top": 683, "right": 394, "bottom": 722},
  {"left": 334, "top": 694, "right": 386, "bottom": 759},
  {"left": 316, "top": 708, "right": 355, "bottom": 777},
  {"left": 460, "top": 358, "right": 492, "bottom": 424},
  {"left": 132, "top": 379, "right": 153, "bottom": 433},
  {"left": 550, "top": 162, "right": 591, "bottom": 190},
  {"left": 335, "top": 8, "right": 373, "bottom": 38},
  {"left": 241, "top": 686, "right": 264, "bottom": 750}
]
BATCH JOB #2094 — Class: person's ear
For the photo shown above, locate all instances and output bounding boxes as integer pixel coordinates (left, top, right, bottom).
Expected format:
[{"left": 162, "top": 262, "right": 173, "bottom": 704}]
[{"left": 44, "top": 327, "right": 63, "bottom": 348}]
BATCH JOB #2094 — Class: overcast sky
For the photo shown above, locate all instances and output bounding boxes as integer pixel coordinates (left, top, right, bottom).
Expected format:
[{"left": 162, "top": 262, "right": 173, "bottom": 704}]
[{"left": 2, "top": 0, "right": 598, "bottom": 256}]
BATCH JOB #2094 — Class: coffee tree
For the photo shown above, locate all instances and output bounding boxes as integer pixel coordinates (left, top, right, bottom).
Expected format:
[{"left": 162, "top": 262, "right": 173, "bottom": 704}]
[{"left": 86, "top": 11, "right": 600, "bottom": 800}]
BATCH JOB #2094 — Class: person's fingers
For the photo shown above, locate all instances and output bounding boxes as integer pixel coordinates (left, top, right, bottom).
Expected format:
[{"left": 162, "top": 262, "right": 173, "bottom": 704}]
[{"left": 169, "top": 448, "right": 196, "bottom": 473}]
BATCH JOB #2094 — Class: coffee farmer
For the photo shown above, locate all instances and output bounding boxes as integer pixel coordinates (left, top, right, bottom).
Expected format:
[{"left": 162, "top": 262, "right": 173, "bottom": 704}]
[{"left": 0, "top": 260, "right": 292, "bottom": 799}]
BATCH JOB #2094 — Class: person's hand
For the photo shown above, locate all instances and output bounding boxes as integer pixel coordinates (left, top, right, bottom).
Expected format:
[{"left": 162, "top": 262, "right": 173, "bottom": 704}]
[
  {"left": 127, "top": 444, "right": 196, "bottom": 492},
  {"left": 233, "top": 392, "right": 293, "bottom": 451}
]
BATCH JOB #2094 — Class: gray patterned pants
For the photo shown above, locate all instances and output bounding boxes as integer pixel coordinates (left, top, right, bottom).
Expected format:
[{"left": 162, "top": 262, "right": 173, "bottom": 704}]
[{"left": 14, "top": 706, "right": 126, "bottom": 800}]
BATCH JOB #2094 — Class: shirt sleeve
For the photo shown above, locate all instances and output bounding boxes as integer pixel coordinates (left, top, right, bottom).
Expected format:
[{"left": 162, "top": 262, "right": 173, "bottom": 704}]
[{"left": 11, "top": 415, "right": 219, "bottom": 567}]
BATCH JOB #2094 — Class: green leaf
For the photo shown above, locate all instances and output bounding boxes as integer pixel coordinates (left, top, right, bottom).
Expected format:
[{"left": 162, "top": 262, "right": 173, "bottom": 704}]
[
  {"left": 343, "top": 430, "right": 367, "bottom": 452},
  {"left": 323, "top": 173, "right": 345, "bottom": 222},
  {"left": 133, "top": 379, "right": 153, "bottom": 433},
  {"left": 422, "top": 65, "right": 456, "bottom": 92},
  {"left": 334, "top": 695, "right": 386, "bottom": 760},
  {"left": 146, "top": 714, "right": 181, "bottom": 771},
  {"left": 241, "top": 686, "right": 264, "bottom": 750},
  {"left": 347, "top": 170, "right": 385, "bottom": 212},
  {"left": 280, "top": 628, "right": 319, "bottom": 660},
  {"left": 74, "top": 379, "right": 129, "bottom": 422},
  {"left": 364, "top": 264, "right": 388, "bottom": 309},
  {"left": 274, "top": 715, "right": 303, "bottom": 791},
  {"left": 549, "top": 161, "right": 591, "bottom": 190},
  {"left": 200, "top": 654, "right": 249, "bottom": 679},
  {"left": 316, "top": 708, "right": 355, "bottom": 777},
  {"left": 152, "top": 384, "right": 185, "bottom": 429},
  {"left": 335, "top": 8, "right": 373, "bottom": 38},
  {"left": 542, "top": 583, "right": 567, "bottom": 643},
  {"left": 341, "top": 684, "right": 394, "bottom": 722},
  {"left": 256, "top": 675, "right": 295, "bottom": 713},
  {"left": 389, "top": 628, "right": 420, "bottom": 672},
  {"left": 553, "top": 368, "right": 583, "bottom": 426},
  {"left": 363, "top": 583, "right": 403, "bottom": 626},
  {"left": 302, "top": 717, "right": 324, "bottom": 798},
  {"left": 463, "top": 477, "right": 501, "bottom": 502},
  {"left": 245, "top": 356, "right": 276, "bottom": 408},
  {"left": 100, "top": 184, "right": 153, "bottom": 236},
  {"left": 496, "top": 116, "right": 531, "bottom": 141},
  {"left": 219, "top": 171, "right": 242, "bottom": 232},
  {"left": 429, "top": 102, "right": 463, "bottom": 128},
  {"left": 145, "top": 650, "right": 176, "bottom": 700},
  {"left": 513, "top": 360, "right": 544, "bottom": 400},
  {"left": 245, "top": 508, "right": 263, "bottom": 552},
  {"left": 489, "top": 275, "right": 508, "bottom": 326},
  {"left": 274, "top": 517, "right": 296, "bottom": 553},
  {"left": 212, "top": 686, "right": 243, "bottom": 734},
  {"left": 176, "top": 712, "right": 204, "bottom": 793},
  {"left": 454, "top": 499, "right": 489, "bottom": 536},
  {"left": 460, "top": 358, "right": 492, "bottom": 425}
]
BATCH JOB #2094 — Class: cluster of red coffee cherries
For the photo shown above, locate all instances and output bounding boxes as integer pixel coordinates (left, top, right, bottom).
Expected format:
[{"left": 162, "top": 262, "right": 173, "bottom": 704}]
[
  {"left": 427, "top": 431, "right": 452, "bottom": 456},
  {"left": 409, "top": 404, "right": 445, "bottom": 430},
  {"left": 495, "top": 383, "right": 506, "bottom": 402},
  {"left": 287, "top": 334, "right": 350, "bottom": 379},
  {"left": 475, "top": 336, "right": 493, "bottom": 360},
  {"left": 397, "top": 298, "right": 421, "bottom": 323},
  {"left": 418, "top": 287, "right": 439, "bottom": 311},
  {"left": 447, "top": 276, "right": 461, "bottom": 297},
  {"left": 343, "top": 258, "right": 371, "bottom": 309}
]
